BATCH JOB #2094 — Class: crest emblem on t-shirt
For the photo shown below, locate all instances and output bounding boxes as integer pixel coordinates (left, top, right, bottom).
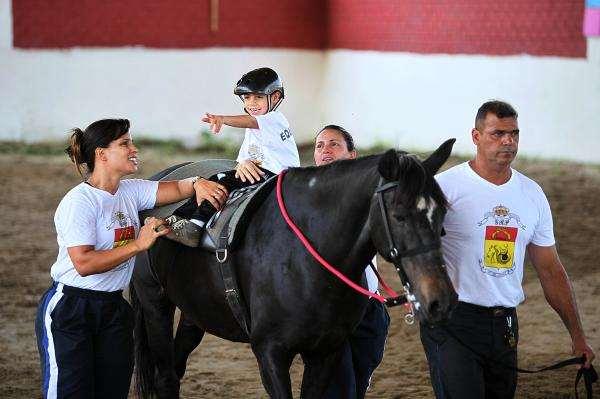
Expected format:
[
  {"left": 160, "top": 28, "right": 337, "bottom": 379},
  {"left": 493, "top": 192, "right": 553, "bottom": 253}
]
[
  {"left": 106, "top": 211, "right": 136, "bottom": 249},
  {"left": 106, "top": 211, "right": 133, "bottom": 229},
  {"left": 478, "top": 205, "right": 525, "bottom": 277},
  {"left": 248, "top": 143, "right": 265, "bottom": 165},
  {"left": 477, "top": 205, "right": 526, "bottom": 229}
]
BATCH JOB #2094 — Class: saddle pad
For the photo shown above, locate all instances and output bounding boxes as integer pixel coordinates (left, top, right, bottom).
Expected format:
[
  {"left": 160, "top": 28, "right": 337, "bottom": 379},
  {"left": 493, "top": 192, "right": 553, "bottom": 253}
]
[
  {"left": 205, "top": 175, "right": 277, "bottom": 251},
  {"left": 140, "top": 159, "right": 237, "bottom": 220}
]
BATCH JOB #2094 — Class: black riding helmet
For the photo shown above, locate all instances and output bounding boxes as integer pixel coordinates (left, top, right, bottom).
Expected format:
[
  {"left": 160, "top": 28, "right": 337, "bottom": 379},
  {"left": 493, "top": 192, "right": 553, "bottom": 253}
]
[{"left": 234, "top": 67, "right": 284, "bottom": 112}]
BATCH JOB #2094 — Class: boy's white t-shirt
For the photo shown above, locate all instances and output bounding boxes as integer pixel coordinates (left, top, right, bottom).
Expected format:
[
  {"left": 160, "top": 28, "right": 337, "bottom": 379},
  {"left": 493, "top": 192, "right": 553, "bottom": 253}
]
[
  {"left": 50, "top": 179, "right": 158, "bottom": 292},
  {"left": 237, "top": 110, "right": 300, "bottom": 173},
  {"left": 436, "top": 162, "right": 555, "bottom": 308}
]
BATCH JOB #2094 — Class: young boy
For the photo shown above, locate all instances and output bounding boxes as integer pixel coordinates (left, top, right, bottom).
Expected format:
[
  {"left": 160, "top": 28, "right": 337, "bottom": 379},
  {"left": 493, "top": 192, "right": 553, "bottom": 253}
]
[{"left": 165, "top": 67, "right": 300, "bottom": 247}]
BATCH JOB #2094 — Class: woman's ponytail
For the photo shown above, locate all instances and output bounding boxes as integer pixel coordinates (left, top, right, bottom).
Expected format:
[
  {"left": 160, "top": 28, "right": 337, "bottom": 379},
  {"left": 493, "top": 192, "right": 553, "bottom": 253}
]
[{"left": 65, "top": 128, "right": 87, "bottom": 178}]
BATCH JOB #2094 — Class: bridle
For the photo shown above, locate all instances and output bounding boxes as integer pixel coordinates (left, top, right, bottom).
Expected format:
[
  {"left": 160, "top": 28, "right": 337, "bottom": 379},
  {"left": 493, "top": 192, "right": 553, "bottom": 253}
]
[
  {"left": 374, "top": 178, "right": 442, "bottom": 316},
  {"left": 276, "top": 171, "right": 443, "bottom": 324}
]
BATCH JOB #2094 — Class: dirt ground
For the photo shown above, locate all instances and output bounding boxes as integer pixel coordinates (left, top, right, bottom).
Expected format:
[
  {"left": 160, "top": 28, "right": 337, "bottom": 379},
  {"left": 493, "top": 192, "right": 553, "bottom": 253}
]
[{"left": 0, "top": 150, "right": 598, "bottom": 398}]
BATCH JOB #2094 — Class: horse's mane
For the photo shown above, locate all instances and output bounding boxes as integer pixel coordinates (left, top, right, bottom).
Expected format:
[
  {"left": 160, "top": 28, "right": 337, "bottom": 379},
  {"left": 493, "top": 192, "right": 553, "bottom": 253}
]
[
  {"left": 290, "top": 151, "right": 448, "bottom": 210},
  {"left": 292, "top": 154, "right": 381, "bottom": 197}
]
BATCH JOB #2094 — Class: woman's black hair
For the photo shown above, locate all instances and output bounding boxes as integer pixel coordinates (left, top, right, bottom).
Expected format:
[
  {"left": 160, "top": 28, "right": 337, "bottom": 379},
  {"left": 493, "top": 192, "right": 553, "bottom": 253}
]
[
  {"left": 65, "top": 119, "right": 130, "bottom": 177},
  {"left": 316, "top": 124, "right": 355, "bottom": 151}
]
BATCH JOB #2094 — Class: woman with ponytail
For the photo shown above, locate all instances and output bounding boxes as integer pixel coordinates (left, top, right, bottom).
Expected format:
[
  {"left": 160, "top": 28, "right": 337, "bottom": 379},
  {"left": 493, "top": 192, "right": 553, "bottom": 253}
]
[{"left": 34, "top": 118, "right": 217, "bottom": 398}]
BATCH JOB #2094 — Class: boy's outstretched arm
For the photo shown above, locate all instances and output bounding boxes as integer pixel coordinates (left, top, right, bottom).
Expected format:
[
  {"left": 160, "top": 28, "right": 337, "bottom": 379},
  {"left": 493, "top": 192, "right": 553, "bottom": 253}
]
[{"left": 202, "top": 113, "right": 259, "bottom": 133}]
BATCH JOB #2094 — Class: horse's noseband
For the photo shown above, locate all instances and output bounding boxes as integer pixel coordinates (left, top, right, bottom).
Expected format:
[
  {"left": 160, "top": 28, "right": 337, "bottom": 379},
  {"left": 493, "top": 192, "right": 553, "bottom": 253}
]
[{"left": 374, "top": 178, "right": 442, "bottom": 317}]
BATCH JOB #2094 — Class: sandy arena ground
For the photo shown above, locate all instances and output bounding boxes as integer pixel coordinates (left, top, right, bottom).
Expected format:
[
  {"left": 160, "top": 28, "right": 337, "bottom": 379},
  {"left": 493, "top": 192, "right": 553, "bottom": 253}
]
[{"left": 0, "top": 150, "right": 598, "bottom": 398}]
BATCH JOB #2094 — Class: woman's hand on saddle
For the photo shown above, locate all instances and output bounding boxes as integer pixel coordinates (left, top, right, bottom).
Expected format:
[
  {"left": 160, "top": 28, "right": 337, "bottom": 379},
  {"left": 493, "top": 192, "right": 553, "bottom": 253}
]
[
  {"left": 193, "top": 178, "right": 228, "bottom": 210},
  {"left": 235, "top": 160, "right": 265, "bottom": 184},
  {"left": 137, "top": 217, "right": 170, "bottom": 251},
  {"left": 202, "top": 113, "right": 224, "bottom": 134}
]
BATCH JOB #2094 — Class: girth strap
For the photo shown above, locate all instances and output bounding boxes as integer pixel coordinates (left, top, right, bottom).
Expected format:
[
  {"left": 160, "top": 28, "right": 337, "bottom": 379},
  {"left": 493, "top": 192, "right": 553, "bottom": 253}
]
[
  {"left": 216, "top": 214, "right": 251, "bottom": 337},
  {"left": 218, "top": 260, "right": 251, "bottom": 337}
]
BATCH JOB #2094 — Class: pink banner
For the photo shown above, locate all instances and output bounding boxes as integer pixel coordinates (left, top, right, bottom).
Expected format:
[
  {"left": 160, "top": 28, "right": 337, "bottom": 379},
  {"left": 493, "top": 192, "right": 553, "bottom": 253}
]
[{"left": 584, "top": 8, "right": 600, "bottom": 36}]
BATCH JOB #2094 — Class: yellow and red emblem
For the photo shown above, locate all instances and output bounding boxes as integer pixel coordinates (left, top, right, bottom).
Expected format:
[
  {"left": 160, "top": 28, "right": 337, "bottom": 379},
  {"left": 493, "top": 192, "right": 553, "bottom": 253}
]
[
  {"left": 113, "top": 226, "right": 135, "bottom": 248},
  {"left": 483, "top": 226, "right": 518, "bottom": 269}
]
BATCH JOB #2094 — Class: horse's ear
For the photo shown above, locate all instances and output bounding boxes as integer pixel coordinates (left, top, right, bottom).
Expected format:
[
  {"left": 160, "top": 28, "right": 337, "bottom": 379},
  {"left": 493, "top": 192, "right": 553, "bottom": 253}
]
[
  {"left": 378, "top": 149, "right": 400, "bottom": 181},
  {"left": 423, "top": 138, "right": 456, "bottom": 175}
]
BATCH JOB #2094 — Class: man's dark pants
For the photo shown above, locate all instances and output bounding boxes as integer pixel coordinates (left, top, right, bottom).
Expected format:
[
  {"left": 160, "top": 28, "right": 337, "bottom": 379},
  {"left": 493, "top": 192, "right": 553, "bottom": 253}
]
[
  {"left": 420, "top": 301, "right": 519, "bottom": 399},
  {"left": 323, "top": 298, "right": 390, "bottom": 399}
]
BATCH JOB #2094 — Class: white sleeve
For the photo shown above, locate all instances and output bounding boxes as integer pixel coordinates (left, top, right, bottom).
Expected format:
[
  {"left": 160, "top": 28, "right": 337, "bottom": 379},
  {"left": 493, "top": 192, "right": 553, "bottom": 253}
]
[
  {"left": 254, "top": 111, "right": 289, "bottom": 141},
  {"left": 123, "top": 179, "right": 159, "bottom": 211},
  {"left": 55, "top": 194, "right": 97, "bottom": 247},
  {"left": 530, "top": 188, "right": 555, "bottom": 247}
]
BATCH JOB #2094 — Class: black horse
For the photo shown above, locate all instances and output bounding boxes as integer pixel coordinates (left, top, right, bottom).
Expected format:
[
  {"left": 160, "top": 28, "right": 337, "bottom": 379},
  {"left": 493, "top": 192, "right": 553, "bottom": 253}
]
[{"left": 131, "top": 140, "right": 458, "bottom": 398}]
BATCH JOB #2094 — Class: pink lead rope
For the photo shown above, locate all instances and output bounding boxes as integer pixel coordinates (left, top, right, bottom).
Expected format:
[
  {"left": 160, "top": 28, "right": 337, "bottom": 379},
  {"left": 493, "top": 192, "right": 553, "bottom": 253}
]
[{"left": 276, "top": 170, "right": 400, "bottom": 304}]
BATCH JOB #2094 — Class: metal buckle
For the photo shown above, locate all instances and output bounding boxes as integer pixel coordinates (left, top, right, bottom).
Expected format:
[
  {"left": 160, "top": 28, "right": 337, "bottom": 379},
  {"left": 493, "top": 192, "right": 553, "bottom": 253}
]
[
  {"left": 216, "top": 249, "right": 228, "bottom": 263},
  {"left": 404, "top": 311, "right": 415, "bottom": 325}
]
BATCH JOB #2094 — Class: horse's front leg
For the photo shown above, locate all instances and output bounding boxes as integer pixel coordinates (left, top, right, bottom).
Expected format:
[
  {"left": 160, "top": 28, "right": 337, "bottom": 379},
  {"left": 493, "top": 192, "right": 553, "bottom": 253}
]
[
  {"left": 173, "top": 312, "right": 205, "bottom": 379},
  {"left": 252, "top": 341, "right": 295, "bottom": 398},
  {"left": 299, "top": 348, "right": 345, "bottom": 399}
]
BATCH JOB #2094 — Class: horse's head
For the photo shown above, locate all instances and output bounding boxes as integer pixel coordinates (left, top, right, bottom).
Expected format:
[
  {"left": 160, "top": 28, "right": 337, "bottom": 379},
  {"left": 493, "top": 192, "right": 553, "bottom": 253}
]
[{"left": 369, "top": 139, "right": 458, "bottom": 324}]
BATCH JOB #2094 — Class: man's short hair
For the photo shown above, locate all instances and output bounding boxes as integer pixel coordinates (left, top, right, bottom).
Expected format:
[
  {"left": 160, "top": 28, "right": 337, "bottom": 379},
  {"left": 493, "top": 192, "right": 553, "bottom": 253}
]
[
  {"left": 316, "top": 124, "right": 355, "bottom": 152},
  {"left": 475, "top": 100, "right": 518, "bottom": 130}
]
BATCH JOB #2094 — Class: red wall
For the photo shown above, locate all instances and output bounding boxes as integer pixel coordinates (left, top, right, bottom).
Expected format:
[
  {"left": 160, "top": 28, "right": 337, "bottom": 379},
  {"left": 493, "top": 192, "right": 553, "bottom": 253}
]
[
  {"left": 12, "top": 0, "right": 326, "bottom": 49},
  {"left": 13, "top": 0, "right": 586, "bottom": 57},
  {"left": 327, "top": 0, "right": 586, "bottom": 57}
]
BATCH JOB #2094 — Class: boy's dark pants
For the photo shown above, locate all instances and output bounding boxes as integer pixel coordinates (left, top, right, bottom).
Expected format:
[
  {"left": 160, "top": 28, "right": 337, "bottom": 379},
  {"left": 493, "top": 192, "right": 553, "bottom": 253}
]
[{"left": 174, "top": 169, "right": 275, "bottom": 222}]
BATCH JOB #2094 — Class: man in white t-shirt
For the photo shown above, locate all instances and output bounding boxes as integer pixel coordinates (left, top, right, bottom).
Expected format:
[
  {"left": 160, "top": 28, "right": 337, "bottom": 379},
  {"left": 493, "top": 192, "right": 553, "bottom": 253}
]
[
  {"left": 419, "top": 100, "right": 595, "bottom": 398},
  {"left": 165, "top": 67, "right": 300, "bottom": 246}
]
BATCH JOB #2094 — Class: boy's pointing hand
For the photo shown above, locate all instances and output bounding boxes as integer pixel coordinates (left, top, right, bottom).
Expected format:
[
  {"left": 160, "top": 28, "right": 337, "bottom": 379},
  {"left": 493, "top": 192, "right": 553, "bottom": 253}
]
[{"left": 202, "top": 113, "right": 224, "bottom": 134}]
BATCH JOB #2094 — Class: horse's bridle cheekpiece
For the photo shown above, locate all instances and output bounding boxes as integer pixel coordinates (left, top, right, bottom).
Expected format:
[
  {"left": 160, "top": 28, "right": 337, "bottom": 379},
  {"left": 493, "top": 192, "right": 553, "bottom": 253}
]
[{"left": 374, "top": 177, "right": 442, "bottom": 323}]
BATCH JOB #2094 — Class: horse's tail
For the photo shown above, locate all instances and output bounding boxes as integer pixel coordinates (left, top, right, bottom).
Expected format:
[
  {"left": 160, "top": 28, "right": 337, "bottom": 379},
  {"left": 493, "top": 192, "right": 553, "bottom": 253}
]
[{"left": 130, "top": 281, "right": 157, "bottom": 398}]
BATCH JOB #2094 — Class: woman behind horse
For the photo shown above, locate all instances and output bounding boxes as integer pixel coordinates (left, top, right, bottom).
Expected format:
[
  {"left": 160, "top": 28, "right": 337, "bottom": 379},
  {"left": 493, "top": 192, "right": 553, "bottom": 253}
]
[
  {"left": 314, "top": 125, "right": 390, "bottom": 399},
  {"left": 34, "top": 118, "right": 222, "bottom": 399}
]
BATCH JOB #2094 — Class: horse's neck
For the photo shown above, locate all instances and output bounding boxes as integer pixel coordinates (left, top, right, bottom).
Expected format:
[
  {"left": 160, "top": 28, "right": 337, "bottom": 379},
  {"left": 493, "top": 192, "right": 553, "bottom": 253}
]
[{"left": 284, "top": 160, "right": 380, "bottom": 274}]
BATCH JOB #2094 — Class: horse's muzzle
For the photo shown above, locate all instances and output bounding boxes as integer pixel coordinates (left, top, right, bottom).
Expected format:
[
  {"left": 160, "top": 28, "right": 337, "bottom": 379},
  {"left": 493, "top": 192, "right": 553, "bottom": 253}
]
[{"left": 416, "top": 277, "right": 458, "bottom": 325}]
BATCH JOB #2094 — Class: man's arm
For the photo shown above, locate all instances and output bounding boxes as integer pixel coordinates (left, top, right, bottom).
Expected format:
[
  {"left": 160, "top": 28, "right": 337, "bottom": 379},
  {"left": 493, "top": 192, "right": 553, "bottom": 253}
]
[
  {"left": 528, "top": 243, "right": 595, "bottom": 367},
  {"left": 202, "top": 113, "right": 258, "bottom": 133}
]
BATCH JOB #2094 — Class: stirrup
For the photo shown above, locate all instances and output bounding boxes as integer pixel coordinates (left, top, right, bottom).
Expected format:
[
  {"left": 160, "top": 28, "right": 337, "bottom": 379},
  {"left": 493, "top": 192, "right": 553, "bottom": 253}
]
[{"left": 163, "top": 215, "right": 202, "bottom": 248}]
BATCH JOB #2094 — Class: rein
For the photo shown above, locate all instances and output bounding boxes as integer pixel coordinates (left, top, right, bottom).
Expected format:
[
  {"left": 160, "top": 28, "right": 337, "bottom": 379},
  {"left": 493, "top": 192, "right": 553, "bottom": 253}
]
[{"left": 276, "top": 171, "right": 432, "bottom": 320}]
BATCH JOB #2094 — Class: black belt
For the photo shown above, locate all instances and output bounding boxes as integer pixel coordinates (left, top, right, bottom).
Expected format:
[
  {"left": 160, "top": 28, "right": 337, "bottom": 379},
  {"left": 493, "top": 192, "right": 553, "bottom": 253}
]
[
  {"left": 458, "top": 301, "right": 516, "bottom": 317},
  {"left": 55, "top": 281, "right": 123, "bottom": 301}
]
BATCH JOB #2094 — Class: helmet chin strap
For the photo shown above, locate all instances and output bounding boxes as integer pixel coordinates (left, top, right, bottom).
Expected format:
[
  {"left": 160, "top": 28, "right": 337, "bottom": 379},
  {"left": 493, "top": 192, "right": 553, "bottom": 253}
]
[
  {"left": 239, "top": 93, "right": 283, "bottom": 114},
  {"left": 269, "top": 93, "right": 283, "bottom": 112}
]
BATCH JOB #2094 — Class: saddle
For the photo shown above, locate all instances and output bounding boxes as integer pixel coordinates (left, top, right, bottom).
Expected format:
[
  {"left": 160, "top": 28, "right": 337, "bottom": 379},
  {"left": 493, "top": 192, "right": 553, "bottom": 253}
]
[
  {"left": 141, "top": 160, "right": 278, "bottom": 337},
  {"left": 140, "top": 159, "right": 277, "bottom": 256}
]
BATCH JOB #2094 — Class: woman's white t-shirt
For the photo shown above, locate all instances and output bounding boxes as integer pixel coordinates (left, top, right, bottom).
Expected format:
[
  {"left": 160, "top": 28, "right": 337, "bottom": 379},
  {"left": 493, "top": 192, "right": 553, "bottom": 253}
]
[
  {"left": 236, "top": 111, "right": 300, "bottom": 174},
  {"left": 50, "top": 179, "right": 158, "bottom": 292}
]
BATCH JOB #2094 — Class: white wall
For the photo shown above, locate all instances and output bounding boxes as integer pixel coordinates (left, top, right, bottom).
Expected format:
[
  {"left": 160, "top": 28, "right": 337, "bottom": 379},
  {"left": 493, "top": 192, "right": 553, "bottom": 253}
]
[
  {"left": 321, "top": 42, "right": 600, "bottom": 163},
  {"left": 1, "top": 2, "right": 599, "bottom": 162},
  {"left": 0, "top": 47, "right": 324, "bottom": 145}
]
